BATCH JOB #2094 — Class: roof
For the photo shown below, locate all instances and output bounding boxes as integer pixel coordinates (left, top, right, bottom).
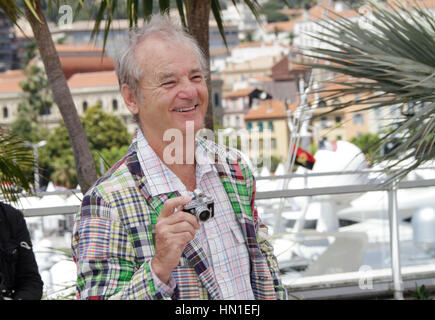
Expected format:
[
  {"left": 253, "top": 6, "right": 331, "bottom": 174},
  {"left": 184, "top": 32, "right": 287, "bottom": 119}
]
[
  {"left": 295, "top": 0, "right": 435, "bottom": 23},
  {"left": 264, "top": 20, "right": 295, "bottom": 33},
  {"left": 250, "top": 75, "right": 274, "bottom": 83},
  {"left": 0, "top": 69, "right": 119, "bottom": 94},
  {"left": 67, "top": 71, "right": 119, "bottom": 88},
  {"left": 223, "top": 88, "right": 253, "bottom": 99},
  {"left": 59, "top": 55, "right": 115, "bottom": 79},
  {"left": 295, "top": 0, "right": 358, "bottom": 22},
  {"left": 0, "top": 70, "right": 26, "bottom": 93},
  {"left": 0, "top": 79, "right": 24, "bottom": 93},
  {"left": 28, "top": 44, "right": 115, "bottom": 79},
  {"left": 0, "top": 69, "right": 25, "bottom": 80},
  {"left": 54, "top": 44, "right": 104, "bottom": 53},
  {"left": 245, "top": 99, "right": 298, "bottom": 120}
]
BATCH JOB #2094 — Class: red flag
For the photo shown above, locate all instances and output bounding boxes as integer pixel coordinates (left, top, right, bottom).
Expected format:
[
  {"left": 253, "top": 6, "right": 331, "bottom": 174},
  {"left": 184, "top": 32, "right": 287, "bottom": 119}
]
[{"left": 292, "top": 146, "right": 316, "bottom": 170}]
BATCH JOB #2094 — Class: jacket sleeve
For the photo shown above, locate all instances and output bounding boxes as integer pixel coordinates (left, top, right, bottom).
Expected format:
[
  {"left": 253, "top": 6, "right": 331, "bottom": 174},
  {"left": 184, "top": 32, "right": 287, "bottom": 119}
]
[
  {"left": 242, "top": 161, "right": 288, "bottom": 300},
  {"left": 71, "top": 189, "right": 171, "bottom": 300},
  {"left": 11, "top": 208, "right": 44, "bottom": 300}
]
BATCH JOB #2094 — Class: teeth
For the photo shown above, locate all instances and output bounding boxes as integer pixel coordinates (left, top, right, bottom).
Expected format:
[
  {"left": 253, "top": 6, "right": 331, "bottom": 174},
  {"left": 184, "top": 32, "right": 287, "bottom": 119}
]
[{"left": 175, "top": 105, "right": 197, "bottom": 112}]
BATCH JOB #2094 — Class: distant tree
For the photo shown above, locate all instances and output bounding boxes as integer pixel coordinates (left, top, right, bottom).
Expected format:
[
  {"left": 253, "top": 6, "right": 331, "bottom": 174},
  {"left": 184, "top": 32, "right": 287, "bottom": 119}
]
[
  {"left": 22, "top": 39, "right": 37, "bottom": 67},
  {"left": 0, "top": 0, "right": 98, "bottom": 193},
  {"left": 12, "top": 64, "right": 52, "bottom": 143},
  {"left": 262, "top": 0, "right": 290, "bottom": 22},
  {"left": 39, "top": 105, "right": 132, "bottom": 188},
  {"left": 350, "top": 133, "right": 381, "bottom": 165}
]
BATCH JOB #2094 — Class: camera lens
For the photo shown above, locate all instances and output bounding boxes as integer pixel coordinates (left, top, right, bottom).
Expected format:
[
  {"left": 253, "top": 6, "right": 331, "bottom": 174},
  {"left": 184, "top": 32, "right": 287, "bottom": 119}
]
[{"left": 198, "top": 209, "right": 211, "bottom": 222}]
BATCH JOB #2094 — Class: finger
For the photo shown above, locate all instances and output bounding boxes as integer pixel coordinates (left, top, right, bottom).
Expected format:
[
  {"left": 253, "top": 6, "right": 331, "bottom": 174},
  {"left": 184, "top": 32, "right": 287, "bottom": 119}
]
[
  {"left": 159, "top": 196, "right": 192, "bottom": 218},
  {"left": 165, "top": 211, "right": 200, "bottom": 229},
  {"left": 171, "top": 231, "right": 196, "bottom": 248},
  {"left": 165, "top": 220, "right": 197, "bottom": 237}
]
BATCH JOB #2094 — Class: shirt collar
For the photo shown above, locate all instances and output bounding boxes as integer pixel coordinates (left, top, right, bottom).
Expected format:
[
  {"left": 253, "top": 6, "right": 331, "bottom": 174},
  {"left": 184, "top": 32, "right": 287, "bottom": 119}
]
[{"left": 136, "top": 129, "right": 216, "bottom": 197}]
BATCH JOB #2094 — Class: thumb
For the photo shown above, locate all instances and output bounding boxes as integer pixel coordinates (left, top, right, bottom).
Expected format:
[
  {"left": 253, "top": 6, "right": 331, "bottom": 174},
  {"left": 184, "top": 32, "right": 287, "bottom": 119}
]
[{"left": 160, "top": 196, "right": 192, "bottom": 218}]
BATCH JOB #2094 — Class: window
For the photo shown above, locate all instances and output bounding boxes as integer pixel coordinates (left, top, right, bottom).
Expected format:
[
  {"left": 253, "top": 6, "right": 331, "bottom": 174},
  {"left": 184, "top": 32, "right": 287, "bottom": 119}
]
[
  {"left": 268, "top": 121, "right": 274, "bottom": 131},
  {"left": 246, "top": 122, "right": 252, "bottom": 131},
  {"left": 112, "top": 99, "right": 118, "bottom": 111},
  {"left": 257, "top": 121, "right": 263, "bottom": 132},
  {"left": 235, "top": 116, "right": 240, "bottom": 127},
  {"left": 335, "top": 116, "right": 342, "bottom": 123},
  {"left": 321, "top": 116, "right": 328, "bottom": 128},
  {"left": 83, "top": 101, "right": 88, "bottom": 112},
  {"left": 319, "top": 100, "right": 327, "bottom": 108},
  {"left": 39, "top": 105, "right": 51, "bottom": 116},
  {"left": 2, "top": 106, "right": 8, "bottom": 118},
  {"left": 272, "top": 138, "right": 277, "bottom": 149},
  {"left": 353, "top": 113, "right": 364, "bottom": 125},
  {"left": 213, "top": 93, "right": 221, "bottom": 108}
]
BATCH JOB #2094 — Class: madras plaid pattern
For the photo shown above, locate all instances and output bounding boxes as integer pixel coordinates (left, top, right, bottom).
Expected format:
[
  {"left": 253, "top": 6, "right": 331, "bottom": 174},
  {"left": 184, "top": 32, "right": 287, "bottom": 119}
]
[
  {"left": 135, "top": 130, "right": 254, "bottom": 299},
  {"left": 71, "top": 134, "right": 287, "bottom": 300}
]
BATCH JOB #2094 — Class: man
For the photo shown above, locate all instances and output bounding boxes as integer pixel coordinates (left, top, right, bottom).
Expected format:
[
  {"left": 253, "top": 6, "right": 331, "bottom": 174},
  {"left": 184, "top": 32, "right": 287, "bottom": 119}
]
[
  {"left": 0, "top": 202, "right": 43, "bottom": 300},
  {"left": 71, "top": 14, "right": 286, "bottom": 300}
]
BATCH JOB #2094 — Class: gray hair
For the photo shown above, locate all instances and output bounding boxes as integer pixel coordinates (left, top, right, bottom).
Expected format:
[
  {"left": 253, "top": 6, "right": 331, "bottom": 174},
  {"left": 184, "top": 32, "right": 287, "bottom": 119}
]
[{"left": 115, "top": 14, "right": 208, "bottom": 101}]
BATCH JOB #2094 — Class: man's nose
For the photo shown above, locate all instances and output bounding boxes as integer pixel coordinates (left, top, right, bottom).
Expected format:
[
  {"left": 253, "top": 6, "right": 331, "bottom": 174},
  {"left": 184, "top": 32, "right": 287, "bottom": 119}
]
[{"left": 178, "top": 80, "right": 198, "bottom": 100}]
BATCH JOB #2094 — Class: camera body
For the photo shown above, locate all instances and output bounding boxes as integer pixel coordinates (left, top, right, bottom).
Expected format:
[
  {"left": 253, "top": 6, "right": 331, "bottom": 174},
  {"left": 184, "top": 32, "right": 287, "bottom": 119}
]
[{"left": 183, "top": 189, "right": 214, "bottom": 222}]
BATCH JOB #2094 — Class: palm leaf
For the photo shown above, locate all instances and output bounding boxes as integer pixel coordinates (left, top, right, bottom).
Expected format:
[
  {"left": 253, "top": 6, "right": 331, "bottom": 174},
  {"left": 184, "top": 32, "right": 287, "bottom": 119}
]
[
  {"left": 303, "top": 0, "right": 435, "bottom": 181},
  {"left": 0, "top": 130, "right": 34, "bottom": 203}
]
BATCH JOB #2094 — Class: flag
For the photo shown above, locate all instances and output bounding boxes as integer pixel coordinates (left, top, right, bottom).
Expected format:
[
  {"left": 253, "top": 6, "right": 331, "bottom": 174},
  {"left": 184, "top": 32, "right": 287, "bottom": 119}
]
[{"left": 293, "top": 146, "right": 316, "bottom": 170}]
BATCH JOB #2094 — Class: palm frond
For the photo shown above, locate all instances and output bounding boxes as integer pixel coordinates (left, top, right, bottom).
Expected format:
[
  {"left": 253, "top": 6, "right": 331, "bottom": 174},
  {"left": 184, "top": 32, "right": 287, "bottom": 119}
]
[
  {"left": 303, "top": 0, "right": 435, "bottom": 181},
  {"left": 0, "top": 130, "right": 34, "bottom": 203}
]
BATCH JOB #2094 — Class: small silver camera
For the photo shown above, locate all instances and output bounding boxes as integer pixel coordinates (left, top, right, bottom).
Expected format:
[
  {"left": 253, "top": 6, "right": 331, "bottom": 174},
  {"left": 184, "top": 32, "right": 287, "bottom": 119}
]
[{"left": 183, "top": 189, "right": 214, "bottom": 222}]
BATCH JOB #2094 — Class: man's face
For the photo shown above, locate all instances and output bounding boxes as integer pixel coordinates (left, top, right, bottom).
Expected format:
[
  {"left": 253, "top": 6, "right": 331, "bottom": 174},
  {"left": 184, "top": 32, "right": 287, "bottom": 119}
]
[{"left": 133, "top": 37, "right": 208, "bottom": 141}]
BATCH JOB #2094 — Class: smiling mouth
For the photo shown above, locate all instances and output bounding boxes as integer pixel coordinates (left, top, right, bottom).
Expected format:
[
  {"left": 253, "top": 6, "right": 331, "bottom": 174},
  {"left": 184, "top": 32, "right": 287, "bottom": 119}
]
[{"left": 173, "top": 104, "right": 198, "bottom": 112}]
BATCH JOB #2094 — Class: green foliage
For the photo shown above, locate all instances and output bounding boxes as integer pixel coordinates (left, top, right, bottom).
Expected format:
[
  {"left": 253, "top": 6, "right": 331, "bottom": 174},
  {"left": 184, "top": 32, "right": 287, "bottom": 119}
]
[
  {"left": 304, "top": 0, "right": 435, "bottom": 181},
  {"left": 17, "top": 65, "right": 53, "bottom": 122},
  {"left": 261, "top": 0, "right": 290, "bottom": 22},
  {"left": 22, "top": 39, "right": 37, "bottom": 67},
  {"left": 0, "top": 129, "right": 34, "bottom": 202},
  {"left": 350, "top": 133, "right": 381, "bottom": 165},
  {"left": 408, "top": 284, "right": 432, "bottom": 300},
  {"left": 38, "top": 105, "right": 132, "bottom": 188},
  {"left": 256, "top": 154, "right": 282, "bottom": 173},
  {"left": 82, "top": 106, "right": 131, "bottom": 151}
]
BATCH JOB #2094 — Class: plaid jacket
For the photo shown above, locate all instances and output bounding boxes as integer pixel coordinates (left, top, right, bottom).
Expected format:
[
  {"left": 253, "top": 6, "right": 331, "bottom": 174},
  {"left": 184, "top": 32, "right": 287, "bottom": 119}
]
[{"left": 71, "top": 137, "right": 287, "bottom": 300}]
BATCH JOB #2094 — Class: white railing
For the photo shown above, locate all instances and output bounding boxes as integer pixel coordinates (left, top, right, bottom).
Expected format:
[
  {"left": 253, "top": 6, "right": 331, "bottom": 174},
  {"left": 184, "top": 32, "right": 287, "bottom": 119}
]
[{"left": 11, "top": 169, "right": 435, "bottom": 299}]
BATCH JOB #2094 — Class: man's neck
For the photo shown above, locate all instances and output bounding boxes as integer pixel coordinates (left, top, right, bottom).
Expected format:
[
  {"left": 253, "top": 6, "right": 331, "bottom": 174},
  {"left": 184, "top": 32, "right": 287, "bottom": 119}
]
[{"left": 141, "top": 128, "right": 197, "bottom": 192}]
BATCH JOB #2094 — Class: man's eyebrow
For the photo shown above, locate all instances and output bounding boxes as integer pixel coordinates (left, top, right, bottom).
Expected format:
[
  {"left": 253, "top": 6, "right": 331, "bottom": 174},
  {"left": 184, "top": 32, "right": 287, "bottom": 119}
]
[
  {"left": 158, "top": 72, "right": 176, "bottom": 82},
  {"left": 157, "top": 68, "right": 202, "bottom": 81},
  {"left": 190, "top": 68, "right": 202, "bottom": 74}
]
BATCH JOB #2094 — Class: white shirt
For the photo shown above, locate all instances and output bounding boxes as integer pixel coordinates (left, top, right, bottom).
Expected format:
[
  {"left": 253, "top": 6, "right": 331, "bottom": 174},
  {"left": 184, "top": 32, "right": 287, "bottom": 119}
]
[{"left": 136, "top": 129, "right": 254, "bottom": 299}]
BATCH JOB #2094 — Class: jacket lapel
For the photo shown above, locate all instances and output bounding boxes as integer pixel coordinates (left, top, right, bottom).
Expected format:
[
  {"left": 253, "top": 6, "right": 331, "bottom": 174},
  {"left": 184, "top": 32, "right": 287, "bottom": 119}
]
[{"left": 125, "top": 143, "right": 221, "bottom": 299}]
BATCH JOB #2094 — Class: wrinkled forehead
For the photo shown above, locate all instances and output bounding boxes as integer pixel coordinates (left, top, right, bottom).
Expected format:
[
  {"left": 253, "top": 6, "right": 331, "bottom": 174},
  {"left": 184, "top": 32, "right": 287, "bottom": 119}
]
[{"left": 134, "top": 35, "right": 203, "bottom": 82}]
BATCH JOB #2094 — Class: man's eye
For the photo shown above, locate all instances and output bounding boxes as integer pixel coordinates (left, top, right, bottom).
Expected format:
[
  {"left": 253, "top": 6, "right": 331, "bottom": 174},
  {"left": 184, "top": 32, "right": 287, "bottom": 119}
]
[
  {"left": 162, "top": 81, "right": 176, "bottom": 87},
  {"left": 192, "top": 75, "right": 203, "bottom": 81}
]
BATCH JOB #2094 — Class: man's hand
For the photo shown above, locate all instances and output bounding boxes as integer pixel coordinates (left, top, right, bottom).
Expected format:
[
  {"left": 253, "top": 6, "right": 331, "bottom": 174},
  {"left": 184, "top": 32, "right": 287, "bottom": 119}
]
[{"left": 151, "top": 196, "right": 200, "bottom": 284}]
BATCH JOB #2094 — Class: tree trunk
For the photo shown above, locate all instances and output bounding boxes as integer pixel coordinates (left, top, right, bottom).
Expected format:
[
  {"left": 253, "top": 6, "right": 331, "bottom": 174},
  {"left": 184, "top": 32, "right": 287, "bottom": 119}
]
[
  {"left": 25, "top": 1, "right": 98, "bottom": 193},
  {"left": 186, "top": 0, "right": 214, "bottom": 131}
]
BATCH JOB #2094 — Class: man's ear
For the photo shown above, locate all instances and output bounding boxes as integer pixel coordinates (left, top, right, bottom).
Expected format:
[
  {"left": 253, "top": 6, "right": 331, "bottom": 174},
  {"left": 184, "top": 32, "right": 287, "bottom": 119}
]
[{"left": 121, "top": 84, "right": 139, "bottom": 115}]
